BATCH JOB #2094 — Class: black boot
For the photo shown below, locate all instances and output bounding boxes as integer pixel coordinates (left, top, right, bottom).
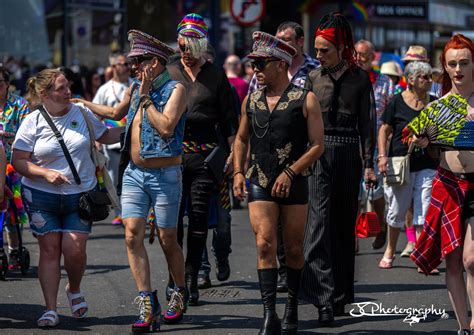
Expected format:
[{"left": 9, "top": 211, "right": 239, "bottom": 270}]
[
  {"left": 258, "top": 268, "right": 281, "bottom": 335},
  {"left": 185, "top": 273, "right": 199, "bottom": 306},
  {"left": 281, "top": 267, "right": 301, "bottom": 334}
]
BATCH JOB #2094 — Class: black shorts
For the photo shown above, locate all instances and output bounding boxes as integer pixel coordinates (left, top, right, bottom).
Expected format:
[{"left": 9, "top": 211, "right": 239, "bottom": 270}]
[
  {"left": 248, "top": 177, "right": 308, "bottom": 205},
  {"left": 462, "top": 189, "right": 474, "bottom": 221},
  {"left": 456, "top": 172, "right": 474, "bottom": 221}
]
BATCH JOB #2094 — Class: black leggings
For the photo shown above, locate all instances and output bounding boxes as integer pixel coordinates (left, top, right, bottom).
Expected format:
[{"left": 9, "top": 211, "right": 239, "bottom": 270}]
[{"left": 177, "top": 152, "right": 215, "bottom": 276}]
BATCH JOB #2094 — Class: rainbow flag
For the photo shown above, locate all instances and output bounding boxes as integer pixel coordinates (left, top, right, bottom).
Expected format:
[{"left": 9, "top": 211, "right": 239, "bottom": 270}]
[
  {"left": 351, "top": 1, "right": 369, "bottom": 22},
  {"left": 5, "top": 164, "right": 28, "bottom": 226},
  {"left": 103, "top": 118, "right": 126, "bottom": 129}
]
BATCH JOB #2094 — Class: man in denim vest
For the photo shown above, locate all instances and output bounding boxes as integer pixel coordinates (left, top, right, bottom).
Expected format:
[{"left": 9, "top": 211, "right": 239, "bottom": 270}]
[{"left": 74, "top": 30, "right": 188, "bottom": 333}]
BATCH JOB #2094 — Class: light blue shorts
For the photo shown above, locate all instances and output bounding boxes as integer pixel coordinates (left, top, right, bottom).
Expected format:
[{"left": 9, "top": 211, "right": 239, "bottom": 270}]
[
  {"left": 23, "top": 186, "right": 92, "bottom": 236},
  {"left": 121, "top": 163, "right": 182, "bottom": 229}
]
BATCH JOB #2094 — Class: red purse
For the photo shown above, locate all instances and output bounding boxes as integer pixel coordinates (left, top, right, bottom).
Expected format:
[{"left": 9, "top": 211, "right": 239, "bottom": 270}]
[{"left": 355, "top": 188, "right": 381, "bottom": 238}]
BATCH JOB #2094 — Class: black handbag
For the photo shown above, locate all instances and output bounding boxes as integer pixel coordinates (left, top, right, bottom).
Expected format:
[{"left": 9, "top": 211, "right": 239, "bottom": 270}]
[
  {"left": 78, "top": 191, "right": 111, "bottom": 221},
  {"left": 204, "top": 145, "right": 228, "bottom": 183},
  {"left": 39, "top": 106, "right": 111, "bottom": 222}
]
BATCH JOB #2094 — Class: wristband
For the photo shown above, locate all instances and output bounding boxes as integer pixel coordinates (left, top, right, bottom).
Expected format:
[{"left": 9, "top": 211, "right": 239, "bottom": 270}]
[
  {"left": 283, "top": 167, "right": 296, "bottom": 181},
  {"left": 143, "top": 99, "right": 153, "bottom": 110},
  {"left": 139, "top": 94, "right": 150, "bottom": 103},
  {"left": 285, "top": 167, "right": 296, "bottom": 177},
  {"left": 233, "top": 170, "right": 245, "bottom": 178}
]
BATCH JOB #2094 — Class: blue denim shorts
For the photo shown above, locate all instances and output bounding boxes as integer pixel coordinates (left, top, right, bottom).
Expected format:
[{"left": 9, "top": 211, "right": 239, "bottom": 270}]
[
  {"left": 121, "top": 163, "right": 182, "bottom": 229},
  {"left": 23, "top": 186, "right": 92, "bottom": 236}
]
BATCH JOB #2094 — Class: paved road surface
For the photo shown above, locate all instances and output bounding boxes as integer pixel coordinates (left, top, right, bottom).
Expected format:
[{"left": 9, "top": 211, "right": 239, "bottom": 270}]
[{"left": 0, "top": 209, "right": 460, "bottom": 334}]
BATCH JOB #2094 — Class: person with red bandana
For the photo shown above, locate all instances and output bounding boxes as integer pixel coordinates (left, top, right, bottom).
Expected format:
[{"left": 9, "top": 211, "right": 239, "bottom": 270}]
[{"left": 301, "top": 12, "right": 377, "bottom": 325}]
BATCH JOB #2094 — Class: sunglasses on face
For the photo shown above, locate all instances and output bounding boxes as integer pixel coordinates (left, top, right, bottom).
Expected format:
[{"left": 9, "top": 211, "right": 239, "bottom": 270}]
[
  {"left": 178, "top": 43, "right": 187, "bottom": 53},
  {"left": 418, "top": 74, "right": 432, "bottom": 81},
  {"left": 129, "top": 56, "right": 154, "bottom": 66},
  {"left": 116, "top": 62, "right": 129, "bottom": 67},
  {"left": 251, "top": 58, "right": 279, "bottom": 71}
]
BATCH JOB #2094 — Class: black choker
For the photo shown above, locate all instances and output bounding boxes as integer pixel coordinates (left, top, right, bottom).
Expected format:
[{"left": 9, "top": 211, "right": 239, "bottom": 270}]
[{"left": 322, "top": 61, "right": 346, "bottom": 75}]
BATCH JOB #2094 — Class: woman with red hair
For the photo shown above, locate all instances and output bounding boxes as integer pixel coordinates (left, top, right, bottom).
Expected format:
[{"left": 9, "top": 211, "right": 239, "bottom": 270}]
[
  {"left": 301, "top": 12, "right": 377, "bottom": 324},
  {"left": 410, "top": 34, "right": 474, "bottom": 334}
]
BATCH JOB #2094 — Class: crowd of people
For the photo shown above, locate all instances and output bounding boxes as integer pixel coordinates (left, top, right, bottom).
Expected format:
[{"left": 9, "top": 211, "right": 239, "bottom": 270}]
[{"left": 1, "top": 10, "right": 474, "bottom": 335}]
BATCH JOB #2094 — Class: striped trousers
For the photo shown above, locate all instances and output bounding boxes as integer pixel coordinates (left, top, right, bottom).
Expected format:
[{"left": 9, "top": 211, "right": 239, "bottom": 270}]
[{"left": 302, "top": 140, "right": 362, "bottom": 306}]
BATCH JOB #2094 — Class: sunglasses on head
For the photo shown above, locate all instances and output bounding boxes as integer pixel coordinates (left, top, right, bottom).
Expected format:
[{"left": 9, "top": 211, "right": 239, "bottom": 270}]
[{"left": 251, "top": 58, "right": 280, "bottom": 71}]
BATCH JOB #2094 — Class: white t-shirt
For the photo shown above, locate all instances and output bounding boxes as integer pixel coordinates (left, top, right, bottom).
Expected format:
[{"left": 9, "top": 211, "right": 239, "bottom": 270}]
[
  {"left": 92, "top": 79, "right": 129, "bottom": 108},
  {"left": 93, "top": 79, "right": 130, "bottom": 150},
  {"left": 13, "top": 104, "right": 108, "bottom": 195}
]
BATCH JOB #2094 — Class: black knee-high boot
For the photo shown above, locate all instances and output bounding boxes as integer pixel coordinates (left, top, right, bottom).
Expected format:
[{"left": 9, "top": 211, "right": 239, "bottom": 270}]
[
  {"left": 281, "top": 267, "right": 302, "bottom": 334},
  {"left": 258, "top": 268, "right": 281, "bottom": 335}
]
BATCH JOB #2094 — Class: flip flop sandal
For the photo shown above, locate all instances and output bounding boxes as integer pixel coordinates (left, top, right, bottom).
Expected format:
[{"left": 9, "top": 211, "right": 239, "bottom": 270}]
[
  {"left": 400, "top": 243, "right": 415, "bottom": 257},
  {"left": 37, "top": 310, "right": 59, "bottom": 327},
  {"left": 429, "top": 268, "right": 440, "bottom": 275},
  {"left": 378, "top": 256, "right": 395, "bottom": 269},
  {"left": 65, "top": 285, "right": 88, "bottom": 318}
]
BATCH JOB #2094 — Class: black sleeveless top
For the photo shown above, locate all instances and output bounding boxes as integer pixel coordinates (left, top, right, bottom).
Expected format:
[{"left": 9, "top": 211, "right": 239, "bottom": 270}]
[{"left": 245, "top": 83, "right": 309, "bottom": 189}]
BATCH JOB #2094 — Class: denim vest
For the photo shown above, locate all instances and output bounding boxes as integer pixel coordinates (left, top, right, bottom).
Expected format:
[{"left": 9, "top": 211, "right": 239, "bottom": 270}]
[{"left": 123, "top": 70, "right": 186, "bottom": 159}]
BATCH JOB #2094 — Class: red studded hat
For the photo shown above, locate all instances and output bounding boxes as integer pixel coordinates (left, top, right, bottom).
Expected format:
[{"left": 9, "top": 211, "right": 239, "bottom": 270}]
[{"left": 247, "top": 31, "right": 297, "bottom": 65}]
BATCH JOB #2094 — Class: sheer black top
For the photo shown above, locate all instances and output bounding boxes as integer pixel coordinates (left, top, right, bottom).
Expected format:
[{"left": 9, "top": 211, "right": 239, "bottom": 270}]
[
  {"left": 167, "top": 59, "right": 238, "bottom": 144},
  {"left": 305, "top": 66, "right": 376, "bottom": 167}
]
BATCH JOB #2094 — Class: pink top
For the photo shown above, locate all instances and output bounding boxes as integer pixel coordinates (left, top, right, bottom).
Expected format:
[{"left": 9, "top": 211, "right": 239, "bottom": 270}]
[{"left": 228, "top": 77, "right": 249, "bottom": 103}]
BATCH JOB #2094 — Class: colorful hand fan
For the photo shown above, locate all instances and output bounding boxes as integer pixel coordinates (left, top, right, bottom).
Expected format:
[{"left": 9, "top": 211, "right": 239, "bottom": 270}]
[{"left": 402, "top": 93, "right": 474, "bottom": 149}]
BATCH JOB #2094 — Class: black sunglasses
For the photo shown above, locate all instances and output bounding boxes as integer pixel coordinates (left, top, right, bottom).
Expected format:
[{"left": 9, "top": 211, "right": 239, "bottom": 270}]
[
  {"left": 178, "top": 43, "right": 186, "bottom": 53},
  {"left": 418, "top": 74, "right": 432, "bottom": 81},
  {"left": 251, "top": 58, "right": 279, "bottom": 71},
  {"left": 116, "top": 62, "right": 129, "bottom": 67},
  {"left": 129, "top": 55, "right": 154, "bottom": 66}
]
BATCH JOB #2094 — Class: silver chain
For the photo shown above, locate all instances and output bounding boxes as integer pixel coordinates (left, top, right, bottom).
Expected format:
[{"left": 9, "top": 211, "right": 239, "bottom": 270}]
[{"left": 252, "top": 109, "right": 270, "bottom": 139}]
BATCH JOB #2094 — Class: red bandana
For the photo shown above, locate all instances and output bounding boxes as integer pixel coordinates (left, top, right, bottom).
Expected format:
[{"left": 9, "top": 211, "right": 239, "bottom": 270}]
[{"left": 315, "top": 27, "right": 339, "bottom": 45}]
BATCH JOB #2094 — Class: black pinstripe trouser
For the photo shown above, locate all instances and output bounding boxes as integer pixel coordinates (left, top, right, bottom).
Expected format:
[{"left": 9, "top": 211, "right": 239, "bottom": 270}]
[{"left": 301, "top": 140, "right": 361, "bottom": 307}]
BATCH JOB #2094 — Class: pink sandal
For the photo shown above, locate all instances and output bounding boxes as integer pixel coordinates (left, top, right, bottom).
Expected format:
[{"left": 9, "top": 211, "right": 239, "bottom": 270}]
[{"left": 378, "top": 256, "right": 395, "bottom": 269}]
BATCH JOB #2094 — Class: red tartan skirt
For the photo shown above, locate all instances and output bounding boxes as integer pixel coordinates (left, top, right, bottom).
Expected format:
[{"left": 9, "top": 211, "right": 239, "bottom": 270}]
[{"left": 411, "top": 167, "right": 474, "bottom": 275}]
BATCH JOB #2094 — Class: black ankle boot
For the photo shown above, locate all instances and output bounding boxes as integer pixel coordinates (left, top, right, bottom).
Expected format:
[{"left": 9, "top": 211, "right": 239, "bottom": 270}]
[
  {"left": 258, "top": 268, "right": 281, "bottom": 335},
  {"left": 185, "top": 273, "right": 199, "bottom": 306},
  {"left": 281, "top": 267, "right": 302, "bottom": 334}
]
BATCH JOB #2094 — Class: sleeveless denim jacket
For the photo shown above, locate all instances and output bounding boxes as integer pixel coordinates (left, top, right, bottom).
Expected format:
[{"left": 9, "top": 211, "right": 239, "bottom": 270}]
[{"left": 123, "top": 70, "right": 186, "bottom": 159}]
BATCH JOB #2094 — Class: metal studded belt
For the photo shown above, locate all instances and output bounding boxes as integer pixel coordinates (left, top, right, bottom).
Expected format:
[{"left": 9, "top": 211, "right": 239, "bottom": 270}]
[{"left": 324, "top": 135, "right": 359, "bottom": 144}]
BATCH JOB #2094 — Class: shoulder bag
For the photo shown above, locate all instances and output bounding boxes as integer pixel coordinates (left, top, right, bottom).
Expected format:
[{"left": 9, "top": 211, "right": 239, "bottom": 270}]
[
  {"left": 78, "top": 107, "right": 120, "bottom": 209},
  {"left": 38, "top": 105, "right": 111, "bottom": 222},
  {"left": 384, "top": 143, "right": 415, "bottom": 186}
]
